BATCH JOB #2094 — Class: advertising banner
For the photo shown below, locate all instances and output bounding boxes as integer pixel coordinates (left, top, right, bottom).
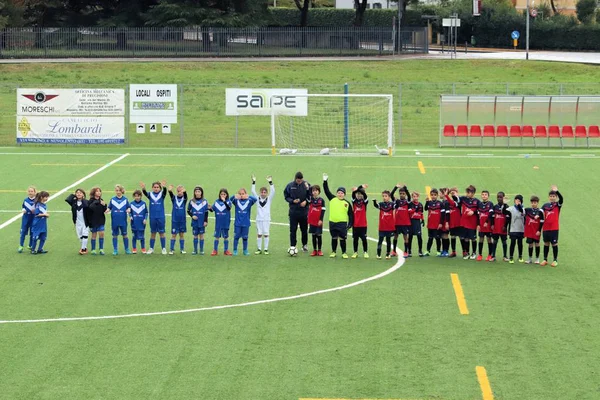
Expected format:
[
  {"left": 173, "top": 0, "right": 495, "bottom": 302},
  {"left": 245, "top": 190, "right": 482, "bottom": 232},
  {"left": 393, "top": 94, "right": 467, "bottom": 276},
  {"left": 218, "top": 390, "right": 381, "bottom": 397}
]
[
  {"left": 17, "top": 116, "right": 125, "bottom": 144},
  {"left": 17, "top": 88, "right": 125, "bottom": 116},
  {"left": 225, "top": 88, "right": 308, "bottom": 116},
  {"left": 130, "top": 84, "right": 178, "bottom": 124}
]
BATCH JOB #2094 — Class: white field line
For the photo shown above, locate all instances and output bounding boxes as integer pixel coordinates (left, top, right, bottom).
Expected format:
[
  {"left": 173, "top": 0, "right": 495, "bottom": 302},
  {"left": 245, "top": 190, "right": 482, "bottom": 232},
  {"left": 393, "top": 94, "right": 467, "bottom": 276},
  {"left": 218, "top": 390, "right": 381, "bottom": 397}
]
[
  {"left": 0, "top": 154, "right": 130, "bottom": 230},
  {"left": 0, "top": 220, "right": 405, "bottom": 325}
]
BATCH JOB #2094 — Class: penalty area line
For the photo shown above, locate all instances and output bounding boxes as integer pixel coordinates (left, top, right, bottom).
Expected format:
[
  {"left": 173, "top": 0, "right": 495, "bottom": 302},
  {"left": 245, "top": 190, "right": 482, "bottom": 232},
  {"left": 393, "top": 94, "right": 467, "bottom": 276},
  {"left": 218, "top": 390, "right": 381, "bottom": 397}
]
[{"left": 0, "top": 153, "right": 130, "bottom": 231}]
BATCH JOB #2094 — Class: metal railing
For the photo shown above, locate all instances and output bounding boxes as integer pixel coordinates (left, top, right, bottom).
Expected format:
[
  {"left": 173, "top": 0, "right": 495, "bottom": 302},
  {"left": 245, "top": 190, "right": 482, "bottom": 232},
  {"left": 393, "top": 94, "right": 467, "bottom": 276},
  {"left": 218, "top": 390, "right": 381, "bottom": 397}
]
[{"left": 0, "top": 27, "right": 428, "bottom": 59}]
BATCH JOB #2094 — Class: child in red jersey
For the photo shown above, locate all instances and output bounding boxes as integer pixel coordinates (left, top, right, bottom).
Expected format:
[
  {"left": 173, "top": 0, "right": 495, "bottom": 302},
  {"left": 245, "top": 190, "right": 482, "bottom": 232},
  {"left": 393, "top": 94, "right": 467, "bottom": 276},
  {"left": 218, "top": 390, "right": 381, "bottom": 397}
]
[
  {"left": 477, "top": 190, "right": 494, "bottom": 261},
  {"left": 391, "top": 183, "right": 411, "bottom": 257},
  {"left": 351, "top": 184, "right": 369, "bottom": 259},
  {"left": 424, "top": 188, "right": 444, "bottom": 256},
  {"left": 541, "top": 185, "right": 563, "bottom": 267},
  {"left": 491, "top": 191, "right": 511, "bottom": 262},
  {"left": 459, "top": 185, "right": 480, "bottom": 260},
  {"left": 373, "top": 190, "right": 395, "bottom": 259},
  {"left": 524, "top": 195, "right": 544, "bottom": 264},
  {"left": 308, "top": 185, "right": 326, "bottom": 257},
  {"left": 439, "top": 188, "right": 451, "bottom": 257},
  {"left": 408, "top": 191, "right": 424, "bottom": 257},
  {"left": 444, "top": 187, "right": 463, "bottom": 257}
]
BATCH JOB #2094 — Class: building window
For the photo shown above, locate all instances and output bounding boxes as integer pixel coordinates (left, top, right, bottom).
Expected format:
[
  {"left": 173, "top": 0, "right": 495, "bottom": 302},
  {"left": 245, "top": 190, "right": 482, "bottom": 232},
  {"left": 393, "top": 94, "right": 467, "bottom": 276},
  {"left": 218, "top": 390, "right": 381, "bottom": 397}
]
[{"left": 373, "top": 2, "right": 382, "bottom": 8}]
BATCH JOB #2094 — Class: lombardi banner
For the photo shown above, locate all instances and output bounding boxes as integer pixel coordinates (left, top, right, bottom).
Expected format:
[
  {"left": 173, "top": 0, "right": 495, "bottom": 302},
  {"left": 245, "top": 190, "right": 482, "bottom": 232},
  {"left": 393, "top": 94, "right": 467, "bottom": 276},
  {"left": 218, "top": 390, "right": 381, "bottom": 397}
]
[
  {"left": 225, "top": 88, "right": 308, "bottom": 116},
  {"left": 17, "top": 117, "right": 125, "bottom": 144},
  {"left": 16, "top": 88, "right": 125, "bottom": 144}
]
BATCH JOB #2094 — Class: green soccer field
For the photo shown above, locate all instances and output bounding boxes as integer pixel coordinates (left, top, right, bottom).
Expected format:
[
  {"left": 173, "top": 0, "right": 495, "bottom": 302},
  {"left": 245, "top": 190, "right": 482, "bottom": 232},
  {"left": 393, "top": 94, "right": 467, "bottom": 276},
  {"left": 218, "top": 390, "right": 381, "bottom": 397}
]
[{"left": 0, "top": 147, "right": 598, "bottom": 400}]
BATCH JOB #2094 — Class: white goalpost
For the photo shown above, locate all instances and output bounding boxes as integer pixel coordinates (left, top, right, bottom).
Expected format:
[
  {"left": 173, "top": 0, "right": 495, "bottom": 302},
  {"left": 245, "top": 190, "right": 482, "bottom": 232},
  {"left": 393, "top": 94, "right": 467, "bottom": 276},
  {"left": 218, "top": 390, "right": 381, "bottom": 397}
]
[{"left": 271, "top": 94, "right": 394, "bottom": 156}]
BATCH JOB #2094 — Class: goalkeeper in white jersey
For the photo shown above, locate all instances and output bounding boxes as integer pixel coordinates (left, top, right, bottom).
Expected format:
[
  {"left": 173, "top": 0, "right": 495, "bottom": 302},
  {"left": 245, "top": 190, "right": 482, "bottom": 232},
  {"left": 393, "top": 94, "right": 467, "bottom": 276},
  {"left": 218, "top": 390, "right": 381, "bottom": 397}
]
[{"left": 252, "top": 175, "right": 275, "bottom": 255}]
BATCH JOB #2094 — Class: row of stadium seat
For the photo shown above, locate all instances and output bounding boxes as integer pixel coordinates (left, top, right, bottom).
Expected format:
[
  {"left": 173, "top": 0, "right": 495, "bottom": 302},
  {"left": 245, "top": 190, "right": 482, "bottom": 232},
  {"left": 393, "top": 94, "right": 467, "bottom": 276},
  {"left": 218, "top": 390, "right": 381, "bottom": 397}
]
[{"left": 443, "top": 124, "right": 600, "bottom": 138}]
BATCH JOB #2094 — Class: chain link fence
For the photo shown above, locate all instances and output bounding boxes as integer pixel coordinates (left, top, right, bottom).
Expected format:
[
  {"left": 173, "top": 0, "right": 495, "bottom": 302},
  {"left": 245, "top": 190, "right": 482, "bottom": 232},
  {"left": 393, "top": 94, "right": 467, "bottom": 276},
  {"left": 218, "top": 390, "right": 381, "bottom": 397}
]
[{"left": 3, "top": 82, "right": 600, "bottom": 148}]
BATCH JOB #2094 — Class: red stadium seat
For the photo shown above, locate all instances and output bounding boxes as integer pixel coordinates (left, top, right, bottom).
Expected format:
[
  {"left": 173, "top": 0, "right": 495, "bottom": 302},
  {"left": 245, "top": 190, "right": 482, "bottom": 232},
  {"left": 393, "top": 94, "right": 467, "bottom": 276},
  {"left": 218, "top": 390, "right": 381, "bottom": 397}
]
[
  {"left": 575, "top": 125, "right": 587, "bottom": 138},
  {"left": 522, "top": 125, "right": 534, "bottom": 137},
  {"left": 443, "top": 125, "right": 455, "bottom": 137},
  {"left": 548, "top": 125, "right": 560, "bottom": 138},
  {"left": 535, "top": 125, "right": 547, "bottom": 137},
  {"left": 457, "top": 125, "right": 468, "bottom": 137},
  {"left": 509, "top": 125, "right": 522, "bottom": 137},
  {"left": 561, "top": 126, "right": 574, "bottom": 138},
  {"left": 496, "top": 125, "right": 508, "bottom": 137},
  {"left": 469, "top": 125, "right": 482, "bottom": 137},
  {"left": 483, "top": 125, "right": 495, "bottom": 137},
  {"left": 589, "top": 125, "right": 600, "bottom": 138}
]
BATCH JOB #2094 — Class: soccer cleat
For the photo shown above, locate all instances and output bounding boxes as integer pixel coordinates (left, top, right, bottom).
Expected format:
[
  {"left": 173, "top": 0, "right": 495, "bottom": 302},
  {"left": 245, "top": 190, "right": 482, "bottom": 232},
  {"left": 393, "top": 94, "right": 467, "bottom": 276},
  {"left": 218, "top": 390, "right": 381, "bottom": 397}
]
[
  {"left": 423, "top": 251, "right": 430, "bottom": 257},
  {"left": 551, "top": 260, "right": 558, "bottom": 268},
  {"left": 161, "top": 248, "right": 167, "bottom": 255},
  {"left": 255, "top": 249, "right": 262, "bottom": 255},
  {"left": 440, "top": 251, "right": 449, "bottom": 257},
  {"left": 141, "top": 248, "right": 147, "bottom": 254},
  {"left": 263, "top": 250, "right": 269, "bottom": 255},
  {"left": 470, "top": 253, "right": 477, "bottom": 260},
  {"left": 18, "top": 246, "right": 23, "bottom": 253},
  {"left": 192, "top": 251, "right": 198, "bottom": 255},
  {"left": 310, "top": 250, "right": 318, "bottom": 257},
  {"left": 329, "top": 252, "right": 336, "bottom": 258},
  {"left": 385, "top": 255, "right": 391, "bottom": 260},
  {"left": 518, "top": 258, "right": 524, "bottom": 263},
  {"left": 463, "top": 251, "right": 468, "bottom": 258},
  {"left": 79, "top": 249, "right": 86, "bottom": 255},
  {"left": 476, "top": 255, "right": 483, "bottom": 261},
  {"left": 342, "top": 253, "right": 349, "bottom": 259},
  {"left": 408, "top": 253, "right": 413, "bottom": 257},
  {"left": 224, "top": 250, "right": 233, "bottom": 256},
  {"left": 503, "top": 257, "right": 509, "bottom": 262},
  {"left": 363, "top": 253, "right": 369, "bottom": 259},
  {"left": 351, "top": 252, "right": 358, "bottom": 259},
  {"left": 485, "top": 255, "right": 492, "bottom": 262},
  {"left": 509, "top": 259, "right": 515, "bottom": 264},
  {"left": 30, "top": 250, "right": 37, "bottom": 255},
  {"left": 489, "top": 256, "right": 496, "bottom": 262},
  {"left": 403, "top": 252, "right": 409, "bottom": 258},
  {"left": 211, "top": 250, "right": 218, "bottom": 256},
  {"left": 463, "top": 254, "right": 470, "bottom": 260},
  {"left": 37, "top": 250, "right": 48, "bottom": 254},
  {"left": 540, "top": 260, "right": 548, "bottom": 266},
  {"left": 243, "top": 250, "right": 250, "bottom": 256},
  {"left": 390, "top": 251, "right": 398, "bottom": 257},
  {"left": 27, "top": 246, "right": 32, "bottom": 250},
  {"left": 317, "top": 250, "right": 324, "bottom": 256},
  {"left": 168, "top": 250, "right": 174, "bottom": 255},
  {"left": 436, "top": 251, "right": 442, "bottom": 257},
  {"left": 419, "top": 252, "right": 425, "bottom": 257},
  {"left": 449, "top": 252, "right": 457, "bottom": 258},
  {"left": 181, "top": 250, "right": 186, "bottom": 255},
  {"left": 91, "top": 250, "right": 97, "bottom": 255},
  {"left": 132, "top": 248, "right": 137, "bottom": 254},
  {"left": 535, "top": 258, "right": 540, "bottom": 264},
  {"left": 146, "top": 248, "right": 154, "bottom": 255},
  {"left": 302, "top": 245, "right": 308, "bottom": 252},
  {"left": 125, "top": 249, "right": 132, "bottom": 255},
  {"left": 376, "top": 255, "right": 382, "bottom": 260},
  {"left": 525, "top": 258, "right": 532, "bottom": 264},
  {"left": 113, "top": 250, "right": 118, "bottom": 256},
  {"left": 200, "top": 251, "right": 205, "bottom": 255},
  {"left": 232, "top": 250, "right": 238, "bottom": 256},
  {"left": 99, "top": 249, "right": 105, "bottom": 256}
]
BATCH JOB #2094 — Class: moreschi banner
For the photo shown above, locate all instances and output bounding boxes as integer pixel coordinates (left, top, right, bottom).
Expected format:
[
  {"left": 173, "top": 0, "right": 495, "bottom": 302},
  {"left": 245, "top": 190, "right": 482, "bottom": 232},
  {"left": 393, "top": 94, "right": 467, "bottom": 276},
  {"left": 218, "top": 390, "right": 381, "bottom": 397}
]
[
  {"left": 130, "top": 84, "right": 178, "bottom": 124},
  {"left": 17, "top": 88, "right": 125, "bottom": 116},
  {"left": 17, "top": 116, "right": 125, "bottom": 144},
  {"left": 225, "top": 88, "right": 308, "bottom": 116}
]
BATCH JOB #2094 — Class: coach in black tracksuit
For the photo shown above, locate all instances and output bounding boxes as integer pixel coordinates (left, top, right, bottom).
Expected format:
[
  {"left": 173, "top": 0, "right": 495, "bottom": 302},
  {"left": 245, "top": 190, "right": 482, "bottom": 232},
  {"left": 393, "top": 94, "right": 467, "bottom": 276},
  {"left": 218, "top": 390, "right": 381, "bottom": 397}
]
[{"left": 284, "top": 171, "right": 311, "bottom": 251}]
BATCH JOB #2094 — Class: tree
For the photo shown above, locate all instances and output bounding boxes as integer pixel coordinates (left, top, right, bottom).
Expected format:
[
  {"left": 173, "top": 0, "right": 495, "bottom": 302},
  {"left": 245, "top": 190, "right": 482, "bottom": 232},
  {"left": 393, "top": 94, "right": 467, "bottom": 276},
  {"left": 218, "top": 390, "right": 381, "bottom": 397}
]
[
  {"left": 293, "top": 0, "right": 310, "bottom": 26},
  {"left": 575, "top": 0, "right": 596, "bottom": 23},
  {"left": 353, "top": 0, "right": 367, "bottom": 26}
]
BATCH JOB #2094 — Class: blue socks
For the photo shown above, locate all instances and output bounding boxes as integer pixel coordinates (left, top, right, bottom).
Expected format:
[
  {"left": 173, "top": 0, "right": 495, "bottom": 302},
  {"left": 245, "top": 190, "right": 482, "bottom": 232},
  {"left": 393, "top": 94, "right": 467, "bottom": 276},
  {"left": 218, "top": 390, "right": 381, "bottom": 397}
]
[
  {"left": 150, "top": 238, "right": 155, "bottom": 250},
  {"left": 91, "top": 239, "right": 96, "bottom": 251},
  {"left": 242, "top": 238, "right": 248, "bottom": 251},
  {"left": 19, "top": 231, "right": 26, "bottom": 247},
  {"left": 194, "top": 238, "right": 199, "bottom": 252},
  {"left": 140, "top": 239, "right": 145, "bottom": 249},
  {"left": 170, "top": 239, "right": 176, "bottom": 251},
  {"left": 160, "top": 237, "right": 166, "bottom": 249},
  {"left": 213, "top": 239, "right": 219, "bottom": 251},
  {"left": 113, "top": 237, "right": 118, "bottom": 250},
  {"left": 99, "top": 238, "right": 104, "bottom": 250},
  {"left": 233, "top": 238, "right": 239, "bottom": 251},
  {"left": 224, "top": 239, "right": 229, "bottom": 251},
  {"left": 123, "top": 237, "right": 129, "bottom": 250},
  {"left": 38, "top": 239, "right": 46, "bottom": 251},
  {"left": 179, "top": 239, "right": 184, "bottom": 251},
  {"left": 199, "top": 239, "right": 204, "bottom": 253}
]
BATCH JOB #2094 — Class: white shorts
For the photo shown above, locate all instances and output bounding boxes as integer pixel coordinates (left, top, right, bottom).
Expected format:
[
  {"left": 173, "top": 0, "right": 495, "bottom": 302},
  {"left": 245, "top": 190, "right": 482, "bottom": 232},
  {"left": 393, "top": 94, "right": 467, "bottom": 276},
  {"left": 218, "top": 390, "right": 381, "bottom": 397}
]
[
  {"left": 76, "top": 220, "right": 90, "bottom": 238},
  {"left": 256, "top": 220, "right": 270, "bottom": 236}
]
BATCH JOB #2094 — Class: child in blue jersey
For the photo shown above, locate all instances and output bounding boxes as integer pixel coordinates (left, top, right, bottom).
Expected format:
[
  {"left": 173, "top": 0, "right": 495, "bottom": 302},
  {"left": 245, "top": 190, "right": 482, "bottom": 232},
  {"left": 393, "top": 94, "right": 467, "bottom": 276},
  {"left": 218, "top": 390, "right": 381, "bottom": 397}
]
[
  {"left": 210, "top": 188, "right": 232, "bottom": 256},
  {"left": 88, "top": 187, "right": 107, "bottom": 255},
  {"left": 140, "top": 180, "right": 168, "bottom": 255},
  {"left": 169, "top": 184, "right": 188, "bottom": 255},
  {"left": 130, "top": 190, "right": 148, "bottom": 254},
  {"left": 231, "top": 187, "right": 258, "bottom": 256},
  {"left": 31, "top": 191, "right": 50, "bottom": 254},
  {"left": 108, "top": 184, "right": 131, "bottom": 256},
  {"left": 18, "top": 186, "right": 37, "bottom": 253},
  {"left": 187, "top": 186, "right": 209, "bottom": 255}
]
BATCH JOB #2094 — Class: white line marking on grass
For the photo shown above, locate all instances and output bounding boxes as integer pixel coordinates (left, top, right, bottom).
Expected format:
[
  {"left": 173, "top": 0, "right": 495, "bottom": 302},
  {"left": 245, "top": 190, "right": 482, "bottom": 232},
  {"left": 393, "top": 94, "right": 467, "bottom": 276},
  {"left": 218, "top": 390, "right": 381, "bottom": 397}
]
[
  {"left": 0, "top": 222, "right": 405, "bottom": 325},
  {"left": 467, "top": 153, "right": 494, "bottom": 156},
  {"left": 0, "top": 154, "right": 129, "bottom": 230}
]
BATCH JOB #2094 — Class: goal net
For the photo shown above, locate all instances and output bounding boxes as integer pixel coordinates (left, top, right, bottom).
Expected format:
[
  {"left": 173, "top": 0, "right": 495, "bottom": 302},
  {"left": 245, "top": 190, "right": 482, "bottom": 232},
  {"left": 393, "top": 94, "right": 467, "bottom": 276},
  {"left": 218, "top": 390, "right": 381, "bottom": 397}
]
[{"left": 271, "top": 94, "right": 394, "bottom": 155}]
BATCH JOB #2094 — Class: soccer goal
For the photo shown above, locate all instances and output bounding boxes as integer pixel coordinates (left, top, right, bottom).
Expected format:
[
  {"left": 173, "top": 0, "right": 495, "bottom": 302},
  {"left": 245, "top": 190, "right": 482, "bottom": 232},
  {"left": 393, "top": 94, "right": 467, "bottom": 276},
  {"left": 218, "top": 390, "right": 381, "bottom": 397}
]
[{"left": 271, "top": 94, "right": 394, "bottom": 156}]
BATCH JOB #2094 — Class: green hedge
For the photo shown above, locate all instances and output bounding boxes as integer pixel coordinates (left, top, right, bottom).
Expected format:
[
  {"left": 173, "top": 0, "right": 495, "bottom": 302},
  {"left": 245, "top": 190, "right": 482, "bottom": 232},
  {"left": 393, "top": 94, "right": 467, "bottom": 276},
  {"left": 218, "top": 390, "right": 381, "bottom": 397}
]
[{"left": 268, "top": 8, "right": 424, "bottom": 27}]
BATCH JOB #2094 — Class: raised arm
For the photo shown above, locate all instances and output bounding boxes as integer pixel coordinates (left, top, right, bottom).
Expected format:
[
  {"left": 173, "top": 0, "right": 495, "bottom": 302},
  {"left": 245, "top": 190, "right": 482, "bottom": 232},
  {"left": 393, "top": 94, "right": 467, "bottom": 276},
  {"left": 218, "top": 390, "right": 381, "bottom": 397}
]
[
  {"left": 322, "top": 177, "right": 334, "bottom": 201},
  {"left": 65, "top": 193, "right": 76, "bottom": 206},
  {"left": 372, "top": 199, "right": 380, "bottom": 209}
]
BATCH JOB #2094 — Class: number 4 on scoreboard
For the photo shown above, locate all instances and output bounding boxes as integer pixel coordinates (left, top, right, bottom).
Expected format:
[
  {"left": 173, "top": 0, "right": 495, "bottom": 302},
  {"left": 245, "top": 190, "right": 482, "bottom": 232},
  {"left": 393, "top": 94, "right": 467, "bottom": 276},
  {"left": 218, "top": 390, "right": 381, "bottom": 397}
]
[{"left": 149, "top": 124, "right": 157, "bottom": 133}]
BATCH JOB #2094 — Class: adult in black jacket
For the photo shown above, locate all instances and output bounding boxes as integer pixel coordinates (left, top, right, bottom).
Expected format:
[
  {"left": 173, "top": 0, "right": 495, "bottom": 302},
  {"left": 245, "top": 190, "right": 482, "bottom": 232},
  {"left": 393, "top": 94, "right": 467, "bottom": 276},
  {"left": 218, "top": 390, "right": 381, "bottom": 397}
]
[{"left": 283, "top": 171, "right": 311, "bottom": 251}]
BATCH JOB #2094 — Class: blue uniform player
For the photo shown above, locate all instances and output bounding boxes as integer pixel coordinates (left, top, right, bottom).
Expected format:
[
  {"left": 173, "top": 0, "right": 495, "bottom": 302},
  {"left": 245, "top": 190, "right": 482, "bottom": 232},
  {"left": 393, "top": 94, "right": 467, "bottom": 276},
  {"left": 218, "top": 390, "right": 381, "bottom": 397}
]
[
  {"left": 210, "top": 188, "right": 233, "bottom": 256},
  {"left": 187, "top": 186, "right": 209, "bottom": 255},
  {"left": 31, "top": 191, "right": 50, "bottom": 254},
  {"left": 230, "top": 188, "right": 257, "bottom": 256},
  {"left": 18, "top": 186, "right": 37, "bottom": 253},
  {"left": 141, "top": 180, "right": 168, "bottom": 255},
  {"left": 169, "top": 184, "right": 188, "bottom": 255},
  {"left": 108, "top": 184, "right": 131, "bottom": 256},
  {"left": 130, "top": 190, "right": 148, "bottom": 254}
]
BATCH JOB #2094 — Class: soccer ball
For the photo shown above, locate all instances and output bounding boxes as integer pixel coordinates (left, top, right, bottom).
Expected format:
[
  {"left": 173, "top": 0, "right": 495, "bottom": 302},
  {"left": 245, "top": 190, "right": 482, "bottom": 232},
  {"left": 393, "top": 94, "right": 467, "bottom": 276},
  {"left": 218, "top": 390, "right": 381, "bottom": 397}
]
[{"left": 288, "top": 246, "right": 299, "bottom": 257}]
